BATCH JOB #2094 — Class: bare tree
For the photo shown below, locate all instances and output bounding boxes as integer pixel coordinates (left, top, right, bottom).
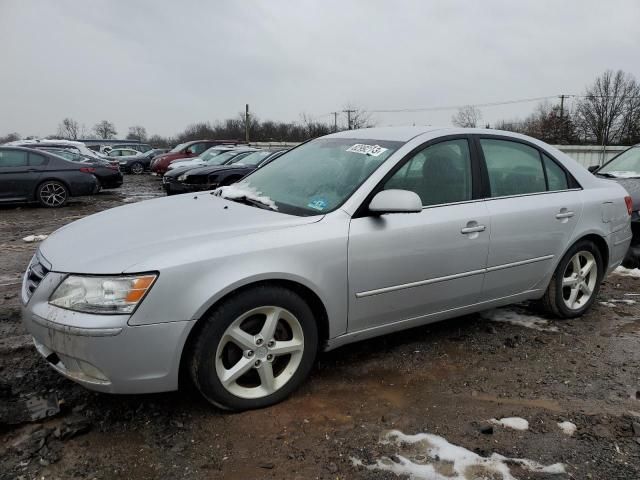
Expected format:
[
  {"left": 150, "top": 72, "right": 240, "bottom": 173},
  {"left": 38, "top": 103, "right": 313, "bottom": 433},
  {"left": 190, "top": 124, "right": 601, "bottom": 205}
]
[
  {"left": 451, "top": 105, "right": 482, "bottom": 128},
  {"left": 57, "top": 117, "right": 80, "bottom": 139},
  {"left": 343, "top": 104, "right": 375, "bottom": 130},
  {"left": 93, "top": 120, "right": 117, "bottom": 140},
  {"left": 126, "top": 125, "right": 148, "bottom": 142},
  {"left": 0, "top": 132, "right": 21, "bottom": 144},
  {"left": 575, "top": 70, "right": 640, "bottom": 145}
]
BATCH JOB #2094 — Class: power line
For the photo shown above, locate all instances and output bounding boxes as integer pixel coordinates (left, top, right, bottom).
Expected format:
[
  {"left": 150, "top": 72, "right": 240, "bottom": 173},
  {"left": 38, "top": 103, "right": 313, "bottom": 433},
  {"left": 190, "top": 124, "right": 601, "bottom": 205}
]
[{"left": 368, "top": 95, "right": 559, "bottom": 114}]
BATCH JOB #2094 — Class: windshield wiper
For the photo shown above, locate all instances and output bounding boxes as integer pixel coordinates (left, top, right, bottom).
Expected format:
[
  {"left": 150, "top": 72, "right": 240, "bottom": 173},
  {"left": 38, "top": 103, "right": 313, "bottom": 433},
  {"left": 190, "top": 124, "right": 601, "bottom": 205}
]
[
  {"left": 223, "top": 195, "right": 276, "bottom": 211},
  {"left": 598, "top": 172, "right": 640, "bottom": 179}
]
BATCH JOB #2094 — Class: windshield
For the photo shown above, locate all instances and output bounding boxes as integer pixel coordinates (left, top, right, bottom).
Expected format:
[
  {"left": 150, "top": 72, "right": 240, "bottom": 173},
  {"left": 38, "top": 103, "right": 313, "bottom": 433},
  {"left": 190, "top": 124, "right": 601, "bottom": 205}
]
[
  {"left": 170, "top": 143, "right": 186, "bottom": 153},
  {"left": 199, "top": 148, "right": 227, "bottom": 162},
  {"left": 223, "top": 137, "right": 402, "bottom": 215},
  {"left": 206, "top": 151, "right": 246, "bottom": 165},
  {"left": 598, "top": 147, "right": 640, "bottom": 178},
  {"left": 231, "top": 150, "right": 272, "bottom": 166}
]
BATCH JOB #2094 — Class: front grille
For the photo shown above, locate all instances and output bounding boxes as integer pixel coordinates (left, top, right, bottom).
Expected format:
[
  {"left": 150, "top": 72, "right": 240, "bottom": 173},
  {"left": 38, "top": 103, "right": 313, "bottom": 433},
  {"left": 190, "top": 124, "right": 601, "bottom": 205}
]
[{"left": 25, "top": 257, "right": 50, "bottom": 300}]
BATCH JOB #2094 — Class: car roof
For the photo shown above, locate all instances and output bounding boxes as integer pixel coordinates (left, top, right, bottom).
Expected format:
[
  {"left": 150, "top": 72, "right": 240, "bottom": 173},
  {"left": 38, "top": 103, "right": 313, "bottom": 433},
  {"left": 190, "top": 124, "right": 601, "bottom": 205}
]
[
  {"left": 326, "top": 126, "right": 446, "bottom": 142},
  {"left": 0, "top": 145, "right": 48, "bottom": 153}
]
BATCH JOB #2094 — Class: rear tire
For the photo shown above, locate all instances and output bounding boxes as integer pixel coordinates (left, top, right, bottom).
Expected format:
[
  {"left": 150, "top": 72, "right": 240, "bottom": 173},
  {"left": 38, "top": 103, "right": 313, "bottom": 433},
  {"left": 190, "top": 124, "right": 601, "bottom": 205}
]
[
  {"left": 189, "top": 286, "right": 318, "bottom": 411},
  {"left": 540, "top": 240, "right": 603, "bottom": 318},
  {"left": 37, "top": 180, "right": 69, "bottom": 208},
  {"left": 130, "top": 162, "right": 144, "bottom": 175}
]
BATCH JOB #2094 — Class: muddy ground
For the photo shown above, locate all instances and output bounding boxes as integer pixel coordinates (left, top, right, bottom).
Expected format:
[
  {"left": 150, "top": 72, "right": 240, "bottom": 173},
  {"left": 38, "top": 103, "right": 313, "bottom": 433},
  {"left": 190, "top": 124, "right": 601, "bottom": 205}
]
[{"left": 1, "top": 175, "right": 639, "bottom": 480}]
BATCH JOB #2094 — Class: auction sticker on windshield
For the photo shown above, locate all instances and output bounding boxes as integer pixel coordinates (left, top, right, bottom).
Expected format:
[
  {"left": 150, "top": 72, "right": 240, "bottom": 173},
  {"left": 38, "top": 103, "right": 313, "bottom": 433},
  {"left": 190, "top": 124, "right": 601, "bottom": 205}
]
[{"left": 346, "top": 144, "right": 388, "bottom": 156}]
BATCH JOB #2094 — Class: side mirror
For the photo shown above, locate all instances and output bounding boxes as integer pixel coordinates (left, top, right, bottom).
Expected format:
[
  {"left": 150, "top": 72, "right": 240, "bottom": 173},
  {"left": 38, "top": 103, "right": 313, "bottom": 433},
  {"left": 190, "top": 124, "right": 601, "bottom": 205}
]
[
  {"left": 369, "top": 189, "right": 422, "bottom": 214},
  {"left": 588, "top": 165, "right": 599, "bottom": 173}
]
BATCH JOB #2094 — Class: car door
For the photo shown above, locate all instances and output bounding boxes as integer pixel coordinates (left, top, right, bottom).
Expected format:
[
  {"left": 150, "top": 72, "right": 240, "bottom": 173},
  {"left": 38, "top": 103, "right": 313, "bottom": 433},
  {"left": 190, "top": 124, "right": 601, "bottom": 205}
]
[
  {"left": 348, "top": 137, "right": 490, "bottom": 332},
  {"left": 0, "top": 149, "right": 31, "bottom": 200},
  {"left": 476, "top": 136, "right": 583, "bottom": 300}
]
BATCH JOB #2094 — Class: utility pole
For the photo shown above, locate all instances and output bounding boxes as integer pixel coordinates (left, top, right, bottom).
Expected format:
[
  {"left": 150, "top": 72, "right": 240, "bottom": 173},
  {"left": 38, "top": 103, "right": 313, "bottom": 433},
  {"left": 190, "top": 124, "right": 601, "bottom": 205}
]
[
  {"left": 245, "top": 104, "right": 250, "bottom": 143},
  {"left": 343, "top": 109, "right": 355, "bottom": 130},
  {"left": 559, "top": 94, "right": 566, "bottom": 142},
  {"left": 331, "top": 112, "right": 339, "bottom": 132}
]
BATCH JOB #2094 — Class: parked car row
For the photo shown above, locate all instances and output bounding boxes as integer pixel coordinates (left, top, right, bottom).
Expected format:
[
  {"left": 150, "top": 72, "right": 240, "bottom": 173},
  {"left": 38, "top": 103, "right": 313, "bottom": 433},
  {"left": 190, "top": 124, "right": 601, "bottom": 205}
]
[
  {"left": 150, "top": 139, "right": 247, "bottom": 174},
  {"left": 163, "top": 148, "right": 286, "bottom": 195}
]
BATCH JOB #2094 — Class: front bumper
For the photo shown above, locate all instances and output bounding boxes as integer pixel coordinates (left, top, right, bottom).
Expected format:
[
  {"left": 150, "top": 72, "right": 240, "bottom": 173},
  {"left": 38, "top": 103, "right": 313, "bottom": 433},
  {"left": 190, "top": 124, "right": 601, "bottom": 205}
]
[{"left": 21, "top": 266, "right": 194, "bottom": 394}]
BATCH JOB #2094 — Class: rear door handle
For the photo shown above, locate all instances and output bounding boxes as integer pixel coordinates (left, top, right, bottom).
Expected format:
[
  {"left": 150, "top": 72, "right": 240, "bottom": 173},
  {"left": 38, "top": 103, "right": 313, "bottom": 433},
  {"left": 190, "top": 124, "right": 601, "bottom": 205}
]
[
  {"left": 461, "top": 225, "right": 486, "bottom": 234},
  {"left": 555, "top": 211, "right": 575, "bottom": 219}
]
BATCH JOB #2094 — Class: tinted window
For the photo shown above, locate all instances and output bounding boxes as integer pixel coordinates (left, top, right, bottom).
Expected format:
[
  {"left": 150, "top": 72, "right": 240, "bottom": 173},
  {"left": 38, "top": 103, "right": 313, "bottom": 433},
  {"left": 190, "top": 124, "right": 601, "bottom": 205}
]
[
  {"left": 191, "top": 143, "right": 209, "bottom": 154},
  {"left": 543, "top": 154, "right": 568, "bottom": 191},
  {"left": 0, "top": 150, "right": 28, "bottom": 167},
  {"left": 384, "top": 139, "right": 472, "bottom": 207},
  {"left": 481, "top": 139, "right": 545, "bottom": 197},
  {"left": 29, "top": 153, "right": 47, "bottom": 166}
]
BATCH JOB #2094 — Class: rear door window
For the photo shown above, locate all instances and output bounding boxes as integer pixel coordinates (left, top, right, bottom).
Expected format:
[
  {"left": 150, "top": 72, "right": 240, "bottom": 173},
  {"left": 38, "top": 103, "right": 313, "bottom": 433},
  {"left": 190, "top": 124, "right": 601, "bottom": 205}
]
[
  {"left": 480, "top": 139, "right": 546, "bottom": 197},
  {"left": 543, "top": 154, "right": 569, "bottom": 191},
  {"left": 0, "top": 150, "right": 28, "bottom": 167},
  {"left": 29, "top": 153, "right": 47, "bottom": 166}
]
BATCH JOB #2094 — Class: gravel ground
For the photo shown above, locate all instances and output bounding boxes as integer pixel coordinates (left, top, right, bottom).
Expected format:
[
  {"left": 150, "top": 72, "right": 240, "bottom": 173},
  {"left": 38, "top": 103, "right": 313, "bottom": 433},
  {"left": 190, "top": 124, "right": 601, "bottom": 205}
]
[{"left": 1, "top": 174, "right": 640, "bottom": 480}]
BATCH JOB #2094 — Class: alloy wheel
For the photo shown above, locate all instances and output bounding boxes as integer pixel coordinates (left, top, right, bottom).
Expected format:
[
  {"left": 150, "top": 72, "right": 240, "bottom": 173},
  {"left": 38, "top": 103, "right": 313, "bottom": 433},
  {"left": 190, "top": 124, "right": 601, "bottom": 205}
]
[
  {"left": 215, "top": 306, "right": 304, "bottom": 399},
  {"left": 131, "top": 162, "right": 144, "bottom": 174},
  {"left": 39, "top": 182, "right": 67, "bottom": 207},
  {"left": 562, "top": 250, "right": 597, "bottom": 310}
]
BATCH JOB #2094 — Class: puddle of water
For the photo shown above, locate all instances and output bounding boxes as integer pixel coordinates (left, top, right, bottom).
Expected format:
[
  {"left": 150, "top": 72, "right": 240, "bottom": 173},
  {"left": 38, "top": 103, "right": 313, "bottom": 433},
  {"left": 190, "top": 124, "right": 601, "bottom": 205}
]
[{"left": 352, "top": 429, "right": 566, "bottom": 480}]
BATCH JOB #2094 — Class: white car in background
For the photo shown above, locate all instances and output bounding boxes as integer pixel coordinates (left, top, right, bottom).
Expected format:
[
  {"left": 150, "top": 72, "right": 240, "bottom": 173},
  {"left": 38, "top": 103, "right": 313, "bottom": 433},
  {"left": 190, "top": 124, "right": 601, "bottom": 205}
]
[{"left": 5, "top": 139, "right": 106, "bottom": 161}]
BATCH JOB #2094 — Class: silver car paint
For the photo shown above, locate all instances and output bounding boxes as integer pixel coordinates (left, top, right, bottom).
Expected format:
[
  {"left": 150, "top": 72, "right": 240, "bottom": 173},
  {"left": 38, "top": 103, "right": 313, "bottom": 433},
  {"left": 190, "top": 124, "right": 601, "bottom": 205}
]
[{"left": 22, "top": 127, "right": 632, "bottom": 394}]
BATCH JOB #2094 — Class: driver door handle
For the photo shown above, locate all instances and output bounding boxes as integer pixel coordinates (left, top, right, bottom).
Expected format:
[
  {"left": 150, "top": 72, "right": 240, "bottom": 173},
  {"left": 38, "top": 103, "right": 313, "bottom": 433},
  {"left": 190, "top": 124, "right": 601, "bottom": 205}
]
[
  {"left": 555, "top": 211, "right": 575, "bottom": 219},
  {"left": 461, "top": 225, "right": 486, "bottom": 234}
]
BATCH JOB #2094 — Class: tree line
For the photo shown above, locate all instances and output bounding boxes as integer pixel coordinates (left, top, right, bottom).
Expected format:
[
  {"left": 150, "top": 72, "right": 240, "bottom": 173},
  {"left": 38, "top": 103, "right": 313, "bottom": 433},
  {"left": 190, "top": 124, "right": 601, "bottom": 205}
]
[
  {"left": 0, "top": 107, "right": 372, "bottom": 148},
  {"left": 452, "top": 70, "right": 640, "bottom": 145}
]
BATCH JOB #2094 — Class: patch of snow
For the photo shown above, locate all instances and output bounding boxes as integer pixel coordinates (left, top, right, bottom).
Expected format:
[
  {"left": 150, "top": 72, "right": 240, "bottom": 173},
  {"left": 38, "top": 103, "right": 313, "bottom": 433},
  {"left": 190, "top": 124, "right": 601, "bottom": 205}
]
[
  {"left": 481, "top": 308, "right": 559, "bottom": 332},
  {"left": 490, "top": 417, "right": 529, "bottom": 431},
  {"left": 600, "top": 301, "right": 616, "bottom": 307},
  {"left": 22, "top": 235, "right": 48, "bottom": 243},
  {"left": 557, "top": 421, "right": 577, "bottom": 436},
  {"left": 614, "top": 266, "right": 640, "bottom": 278},
  {"left": 213, "top": 182, "right": 278, "bottom": 210},
  {"left": 605, "top": 299, "right": 636, "bottom": 305},
  {"left": 352, "top": 430, "right": 565, "bottom": 480}
]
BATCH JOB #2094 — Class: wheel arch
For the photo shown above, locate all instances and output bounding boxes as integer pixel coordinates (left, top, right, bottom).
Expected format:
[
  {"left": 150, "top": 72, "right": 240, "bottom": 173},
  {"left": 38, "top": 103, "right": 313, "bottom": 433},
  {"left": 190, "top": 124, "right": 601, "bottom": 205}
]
[
  {"left": 33, "top": 177, "right": 71, "bottom": 200},
  {"left": 177, "top": 278, "right": 330, "bottom": 388}
]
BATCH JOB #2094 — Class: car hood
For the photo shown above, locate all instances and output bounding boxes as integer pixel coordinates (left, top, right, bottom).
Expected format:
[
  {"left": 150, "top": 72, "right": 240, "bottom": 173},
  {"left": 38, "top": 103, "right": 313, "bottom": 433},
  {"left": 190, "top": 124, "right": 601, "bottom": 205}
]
[
  {"left": 185, "top": 164, "right": 249, "bottom": 177},
  {"left": 39, "top": 193, "right": 322, "bottom": 274},
  {"left": 600, "top": 176, "right": 640, "bottom": 211}
]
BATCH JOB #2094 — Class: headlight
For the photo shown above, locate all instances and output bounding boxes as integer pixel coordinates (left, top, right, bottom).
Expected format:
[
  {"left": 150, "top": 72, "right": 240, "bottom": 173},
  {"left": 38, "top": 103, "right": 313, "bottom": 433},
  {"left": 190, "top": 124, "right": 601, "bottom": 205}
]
[
  {"left": 178, "top": 174, "right": 187, "bottom": 181},
  {"left": 49, "top": 274, "right": 157, "bottom": 314}
]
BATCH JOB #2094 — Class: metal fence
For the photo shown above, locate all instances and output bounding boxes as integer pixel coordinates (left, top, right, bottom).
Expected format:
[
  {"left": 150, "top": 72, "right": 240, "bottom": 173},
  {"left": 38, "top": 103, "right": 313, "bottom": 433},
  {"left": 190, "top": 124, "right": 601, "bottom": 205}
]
[{"left": 554, "top": 145, "right": 628, "bottom": 168}]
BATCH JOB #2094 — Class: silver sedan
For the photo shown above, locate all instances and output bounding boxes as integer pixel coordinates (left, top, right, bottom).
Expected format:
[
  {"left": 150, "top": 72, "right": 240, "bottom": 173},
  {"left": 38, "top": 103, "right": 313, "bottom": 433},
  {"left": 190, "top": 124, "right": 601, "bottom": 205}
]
[{"left": 21, "top": 127, "right": 632, "bottom": 410}]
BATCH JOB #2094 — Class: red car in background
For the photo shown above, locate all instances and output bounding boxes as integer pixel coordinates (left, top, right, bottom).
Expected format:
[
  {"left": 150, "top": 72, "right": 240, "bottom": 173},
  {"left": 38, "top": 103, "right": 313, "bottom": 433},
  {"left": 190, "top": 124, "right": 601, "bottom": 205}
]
[{"left": 150, "top": 139, "right": 245, "bottom": 174}]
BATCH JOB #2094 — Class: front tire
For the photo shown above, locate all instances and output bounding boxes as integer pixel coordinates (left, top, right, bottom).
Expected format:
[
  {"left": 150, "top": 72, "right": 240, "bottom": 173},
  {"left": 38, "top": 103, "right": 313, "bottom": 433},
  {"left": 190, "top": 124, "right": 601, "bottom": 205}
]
[
  {"left": 189, "top": 286, "right": 318, "bottom": 410},
  {"left": 540, "top": 240, "right": 603, "bottom": 318},
  {"left": 37, "top": 180, "right": 69, "bottom": 208}
]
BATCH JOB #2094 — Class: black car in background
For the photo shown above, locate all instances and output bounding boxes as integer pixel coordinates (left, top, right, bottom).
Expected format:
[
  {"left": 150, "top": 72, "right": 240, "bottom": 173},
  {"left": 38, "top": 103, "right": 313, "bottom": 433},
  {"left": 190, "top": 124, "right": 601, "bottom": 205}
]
[
  {"left": 590, "top": 144, "right": 640, "bottom": 267},
  {"left": 162, "top": 149, "right": 257, "bottom": 195},
  {"left": 119, "top": 148, "right": 168, "bottom": 174},
  {"left": 37, "top": 147, "right": 123, "bottom": 189},
  {"left": 169, "top": 149, "right": 286, "bottom": 195},
  {"left": 0, "top": 147, "right": 99, "bottom": 207}
]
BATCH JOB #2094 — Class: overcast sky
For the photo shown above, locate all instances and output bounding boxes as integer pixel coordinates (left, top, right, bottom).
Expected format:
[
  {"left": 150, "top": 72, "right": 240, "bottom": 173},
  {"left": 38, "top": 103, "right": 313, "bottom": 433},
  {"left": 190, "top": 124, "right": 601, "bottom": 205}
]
[{"left": 1, "top": 0, "right": 639, "bottom": 138}]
